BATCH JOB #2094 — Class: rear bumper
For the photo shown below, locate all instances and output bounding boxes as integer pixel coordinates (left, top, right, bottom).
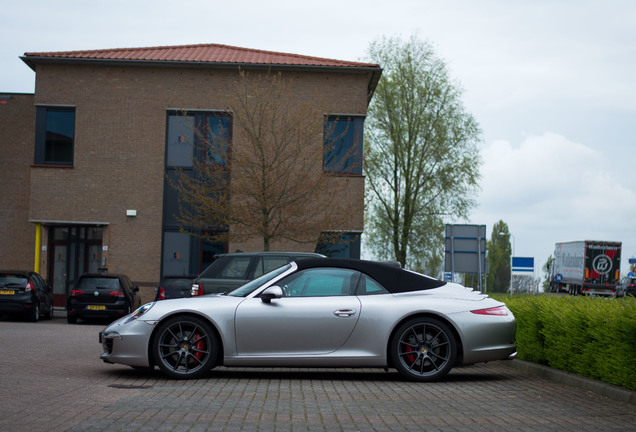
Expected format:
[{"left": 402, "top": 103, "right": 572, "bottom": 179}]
[
  {"left": 0, "top": 299, "right": 34, "bottom": 314},
  {"left": 67, "top": 300, "right": 130, "bottom": 320}
]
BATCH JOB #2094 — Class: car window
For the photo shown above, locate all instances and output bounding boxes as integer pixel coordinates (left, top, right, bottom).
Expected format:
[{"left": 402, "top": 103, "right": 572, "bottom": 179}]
[
  {"left": 76, "top": 277, "right": 119, "bottom": 290},
  {"left": 219, "top": 257, "right": 252, "bottom": 279},
  {"left": 279, "top": 268, "right": 359, "bottom": 297},
  {"left": 253, "top": 256, "right": 291, "bottom": 278},
  {"left": 201, "top": 256, "right": 252, "bottom": 279},
  {"left": 162, "top": 277, "right": 193, "bottom": 290},
  {"left": 0, "top": 274, "right": 28, "bottom": 288},
  {"left": 33, "top": 274, "right": 45, "bottom": 290},
  {"left": 228, "top": 264, "right": 292, "bottom": 297},
  {"left": 355, "top": 274, "right": 390, "bottom": 295}
]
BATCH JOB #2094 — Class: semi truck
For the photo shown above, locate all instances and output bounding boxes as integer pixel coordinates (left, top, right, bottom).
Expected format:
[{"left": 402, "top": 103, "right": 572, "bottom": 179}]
[{"left": 549, "top": 240, "right": 622, "bottom": 296}]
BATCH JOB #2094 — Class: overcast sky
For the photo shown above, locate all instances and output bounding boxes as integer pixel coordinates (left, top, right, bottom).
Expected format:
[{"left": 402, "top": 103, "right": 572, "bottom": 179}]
[{"left": 3, "top": 0, "right": 635, "bottom": 277}]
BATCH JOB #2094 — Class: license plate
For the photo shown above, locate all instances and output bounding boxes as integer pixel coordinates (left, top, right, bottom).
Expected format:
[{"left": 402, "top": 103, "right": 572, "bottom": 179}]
[
  {"left": 0, "top": 290, "right": 15, "bottom": 295},
  {"left": 87, "top": 305, "right": 106, "bottom": 310}
]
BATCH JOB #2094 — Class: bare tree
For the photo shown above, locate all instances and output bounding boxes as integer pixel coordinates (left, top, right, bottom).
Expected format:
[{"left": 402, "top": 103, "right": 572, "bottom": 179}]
[{"left": 170, "top": 70, "right": 361, "bottom": 251}]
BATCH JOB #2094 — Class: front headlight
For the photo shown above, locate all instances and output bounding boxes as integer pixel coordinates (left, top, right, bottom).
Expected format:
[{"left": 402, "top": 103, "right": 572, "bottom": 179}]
[{"left": 125, "top": 302, "right": 155, "bottom": 323}]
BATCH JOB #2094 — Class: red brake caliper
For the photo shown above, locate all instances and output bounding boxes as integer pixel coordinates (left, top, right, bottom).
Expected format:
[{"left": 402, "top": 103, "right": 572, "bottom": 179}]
[
  {"left": 194, "top": 333, "right": 204, "bottom": 361},
  {"left": 405, "top": 338, "right": 415, "bottom": 363}
]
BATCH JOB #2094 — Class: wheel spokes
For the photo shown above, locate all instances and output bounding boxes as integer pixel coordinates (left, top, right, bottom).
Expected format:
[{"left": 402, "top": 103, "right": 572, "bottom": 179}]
[
  {"left": 399, "top": 323, "right": 451, "bottom": 376},
  {"left": 159, "top": 323, "right": 209, "bottom": 374}
]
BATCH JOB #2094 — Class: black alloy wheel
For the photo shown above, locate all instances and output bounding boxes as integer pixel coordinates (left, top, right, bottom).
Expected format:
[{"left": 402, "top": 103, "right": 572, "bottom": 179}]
[
  {"left": 153, "top": 315, "right": 218, "bottom": 379},
  {"left": 391, "top": 317, "right": 457, "bottom": 382}
]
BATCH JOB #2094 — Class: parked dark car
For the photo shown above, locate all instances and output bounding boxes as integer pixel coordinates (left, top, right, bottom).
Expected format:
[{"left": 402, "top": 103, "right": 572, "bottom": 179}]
[
  {"left": 191, "top": 252, "right": 325, "bottom": 295},
  {"left": 67, "top": 274, "right": 141, "bottom": 323},
  {"left": 615, "top": 276, "right": 636, "bottom": 298},
  {"left": 0, "top": 270, "right": 54, "bottom": 321},
  {"left": 155, "top": 275, "right": 197, "bottom": 301}
]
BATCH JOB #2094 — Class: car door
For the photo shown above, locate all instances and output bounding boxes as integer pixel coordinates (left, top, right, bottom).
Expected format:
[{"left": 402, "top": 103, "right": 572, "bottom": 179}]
[
  {"left": 32, "top": 273, "right": 50, "bottom": 311},
  {"left": 234, "top": 268, "right": 362, "bottom": 356}
]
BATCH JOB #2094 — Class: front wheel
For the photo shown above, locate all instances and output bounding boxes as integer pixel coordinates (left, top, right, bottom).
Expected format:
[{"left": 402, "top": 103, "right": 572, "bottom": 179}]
[
  {"left": 152, "top": 315, "right": 218, "bottom": 379},
  {"left": 390, "top": 317, "right": 457, "bottom": 382}
]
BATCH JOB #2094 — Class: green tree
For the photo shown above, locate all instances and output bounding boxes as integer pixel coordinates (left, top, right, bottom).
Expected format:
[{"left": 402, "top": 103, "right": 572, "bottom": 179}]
[
  {"left": 542, "top": 255, "right": 554, "bottom": 292},
  {"left": 487, "top": 221, "right": 511, "bottom": 293},
  {"left": 364, "top": 35, "right": 482, "bottom": 270}
]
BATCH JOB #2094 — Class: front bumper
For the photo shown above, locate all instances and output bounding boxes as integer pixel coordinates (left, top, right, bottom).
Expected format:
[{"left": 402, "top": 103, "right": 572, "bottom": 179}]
[{"left": 99, "top": 318, "right": 157, "bottom": 367}]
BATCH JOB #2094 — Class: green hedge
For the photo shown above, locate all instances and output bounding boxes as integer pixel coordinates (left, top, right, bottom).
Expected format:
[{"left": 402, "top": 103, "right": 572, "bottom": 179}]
[{"left": 491, "top": 294, "right": 636, "bottom": 390}]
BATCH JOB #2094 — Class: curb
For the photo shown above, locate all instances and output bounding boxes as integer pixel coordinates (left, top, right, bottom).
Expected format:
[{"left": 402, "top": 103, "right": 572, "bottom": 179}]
[{"left": 500, "top": 359, "right": 636, "bottom": 405}]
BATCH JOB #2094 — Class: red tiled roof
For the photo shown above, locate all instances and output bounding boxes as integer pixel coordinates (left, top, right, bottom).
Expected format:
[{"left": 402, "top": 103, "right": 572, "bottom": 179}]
[{"left": 22, "top": 43, "right": 379, "bottom": 70}]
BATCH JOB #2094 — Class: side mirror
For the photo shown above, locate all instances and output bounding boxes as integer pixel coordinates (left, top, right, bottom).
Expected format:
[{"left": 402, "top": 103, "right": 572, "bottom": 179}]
[{"left": 260, "top": 286, "right": 283, "bottom": 303}]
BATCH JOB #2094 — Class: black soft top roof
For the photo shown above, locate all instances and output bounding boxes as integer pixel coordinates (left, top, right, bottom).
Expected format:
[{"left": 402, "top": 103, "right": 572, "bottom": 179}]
[{"left": 295, "top": 258, "right": 446, "bottom": 293}]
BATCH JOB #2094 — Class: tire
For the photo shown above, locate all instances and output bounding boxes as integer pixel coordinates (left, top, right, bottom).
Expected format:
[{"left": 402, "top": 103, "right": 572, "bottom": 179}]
[
  {"left": 390, "top": 317, "right": 457, "bottom": 382},
  {"left": 30, "top": 302, "right": 40, "bottom": 322},
  {"left": 67, "top": 314, "right": 77, "bottom": 324},
  {"left": 152, "top": 315, "right": 218, "bottom": 379},
  {"left": 44, "top": 303, "right": 54, "bottom": 320}
]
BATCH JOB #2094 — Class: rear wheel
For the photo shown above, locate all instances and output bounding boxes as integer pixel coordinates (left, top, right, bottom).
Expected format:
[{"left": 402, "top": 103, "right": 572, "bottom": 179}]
[
  {"left": 30, "top": 302, "right": 40, "bottom": 322},
  {"left": 391, "top": 317, "right": 457, "bottom": 382},
  {"left": 152, "top": 315, "right": 218, "bottom": 379}
]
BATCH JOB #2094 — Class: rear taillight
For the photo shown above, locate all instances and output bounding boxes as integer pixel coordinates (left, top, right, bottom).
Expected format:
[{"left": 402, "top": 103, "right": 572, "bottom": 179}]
[
  {"left": 158, "top": 287, "right": 166, "bottom": 300},
  {"left": 191, "top": 283, "right": 204, "bottom": 296},
  {"left": 471, "top": 305, "right": 508, "bottom": 316},
  {"left": 25, "top": 281, "right": 34, "bottom": 292},
  {"left": 109, "top": 291, "right": 125, "bottom": 298},
  {"left": 70, "top": 289, "right": 84, "bottom": 296}
]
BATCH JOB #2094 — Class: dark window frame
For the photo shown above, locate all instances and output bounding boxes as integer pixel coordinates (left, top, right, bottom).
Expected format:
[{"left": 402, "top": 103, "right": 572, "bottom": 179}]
[
  {"left": 34, "top": 106, "right": 76, "bottom": 166},
  {"left": 323, "top": 115, "right": 364, "bottom": 175},
  {"left": 162, "top": 110, "right": 232, "bottom": 278}
]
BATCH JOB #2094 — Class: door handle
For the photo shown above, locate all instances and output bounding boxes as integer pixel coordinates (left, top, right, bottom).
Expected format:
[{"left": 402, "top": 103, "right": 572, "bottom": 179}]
[{"left": 334, "top": 308, "right": 356, "bottom": 317}]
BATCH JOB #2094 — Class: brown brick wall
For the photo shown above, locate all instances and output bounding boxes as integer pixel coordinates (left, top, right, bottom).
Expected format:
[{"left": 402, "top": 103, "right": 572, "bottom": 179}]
[
  {"left": 26, "top": 63, "right": 368, "bottom": 295},
  {"left": 0, "top": 93, "right": 35, "bottom": 270}
]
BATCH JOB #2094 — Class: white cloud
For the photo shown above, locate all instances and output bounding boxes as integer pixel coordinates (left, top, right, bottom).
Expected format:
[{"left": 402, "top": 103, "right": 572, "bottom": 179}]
[{"left": 471, "top": 132, "right": 636, "bottom": 274}]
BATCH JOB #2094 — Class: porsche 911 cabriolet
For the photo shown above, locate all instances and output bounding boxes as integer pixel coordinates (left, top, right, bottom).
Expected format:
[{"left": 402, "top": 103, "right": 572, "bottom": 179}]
[{"left": 99, "top": 258, "right": 516, "bottom": 381}]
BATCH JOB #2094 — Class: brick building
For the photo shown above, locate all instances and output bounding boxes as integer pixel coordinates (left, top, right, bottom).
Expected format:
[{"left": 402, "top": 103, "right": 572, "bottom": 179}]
[{"left": 0, "top": 43, "right": 381, "bottom": 305}]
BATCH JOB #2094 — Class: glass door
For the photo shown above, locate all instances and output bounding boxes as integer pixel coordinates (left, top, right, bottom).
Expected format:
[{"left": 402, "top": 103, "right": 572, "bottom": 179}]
[{"left": 48, "top": 226, "right": 103, "bottom": 308}]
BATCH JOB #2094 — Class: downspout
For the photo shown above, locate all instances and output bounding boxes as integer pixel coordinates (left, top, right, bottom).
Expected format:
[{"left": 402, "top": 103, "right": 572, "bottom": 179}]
[{"left": 34, "top": 223, "right": 41, "bottom": 273}]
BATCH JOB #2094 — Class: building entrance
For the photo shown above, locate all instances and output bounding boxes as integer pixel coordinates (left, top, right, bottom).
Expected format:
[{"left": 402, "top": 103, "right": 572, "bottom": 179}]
[{"left": 49, "top": 226, "right": 103, "bottom": 307}]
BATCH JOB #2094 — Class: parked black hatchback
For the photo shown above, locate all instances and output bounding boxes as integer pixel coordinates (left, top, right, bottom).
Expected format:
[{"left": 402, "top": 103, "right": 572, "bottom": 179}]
[
  {"left": 154, "top": 275, "right": 196, "bottom": 301},
  {"left": 67, "top": 274, "right": 141, "bottom": 323},
  {"left": 0, "top": 270, "right": 54, "bottom": 321}
]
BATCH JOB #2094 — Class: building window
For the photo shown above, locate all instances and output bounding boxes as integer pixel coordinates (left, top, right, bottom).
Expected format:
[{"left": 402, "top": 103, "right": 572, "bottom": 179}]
[
  {"left": 205, "top": 114, "right": 231, "bottom": 166},
  {"left": 323, "top": 115, "right": 364, "bottom": 175},
  {"left": 165, "top": 111, "right": 231, "bottom": 168},
  {"left": 315, "top": 232, "right": 361, "bottom": 259},
  {"left": 163, "top": 111, "right": 231, "bottom": 276},
  {"left": 34, "top": 106, "right": 75, "bottom": 165}
]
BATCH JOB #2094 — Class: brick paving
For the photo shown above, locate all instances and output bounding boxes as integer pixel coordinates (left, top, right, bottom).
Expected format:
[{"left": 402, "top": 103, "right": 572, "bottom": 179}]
[{"left": 1, "top": 316, "right": 634, "bottom": 431}]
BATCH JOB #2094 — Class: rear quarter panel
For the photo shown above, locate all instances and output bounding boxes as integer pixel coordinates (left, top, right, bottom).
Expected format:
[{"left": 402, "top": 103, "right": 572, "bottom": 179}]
[{"left": 347, "top": 289, "right": 515, "bottom": 365}]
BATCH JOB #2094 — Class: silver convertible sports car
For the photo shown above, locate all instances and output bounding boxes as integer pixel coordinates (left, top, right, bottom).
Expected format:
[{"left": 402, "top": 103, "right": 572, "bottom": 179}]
[{"left": 100, "top": 259, "right": 516, "bottom": 381}]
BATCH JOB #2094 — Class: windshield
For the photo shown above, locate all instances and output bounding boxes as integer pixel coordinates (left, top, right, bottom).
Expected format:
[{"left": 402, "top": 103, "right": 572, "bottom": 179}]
[{"left": 227, "top": 264, "right": 292, "bottom": 297}]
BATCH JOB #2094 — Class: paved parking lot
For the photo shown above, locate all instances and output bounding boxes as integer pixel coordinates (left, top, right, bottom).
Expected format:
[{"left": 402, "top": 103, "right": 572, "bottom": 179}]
[{"left": 1, "top": 315, "right": 634, "bottom": 431}]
